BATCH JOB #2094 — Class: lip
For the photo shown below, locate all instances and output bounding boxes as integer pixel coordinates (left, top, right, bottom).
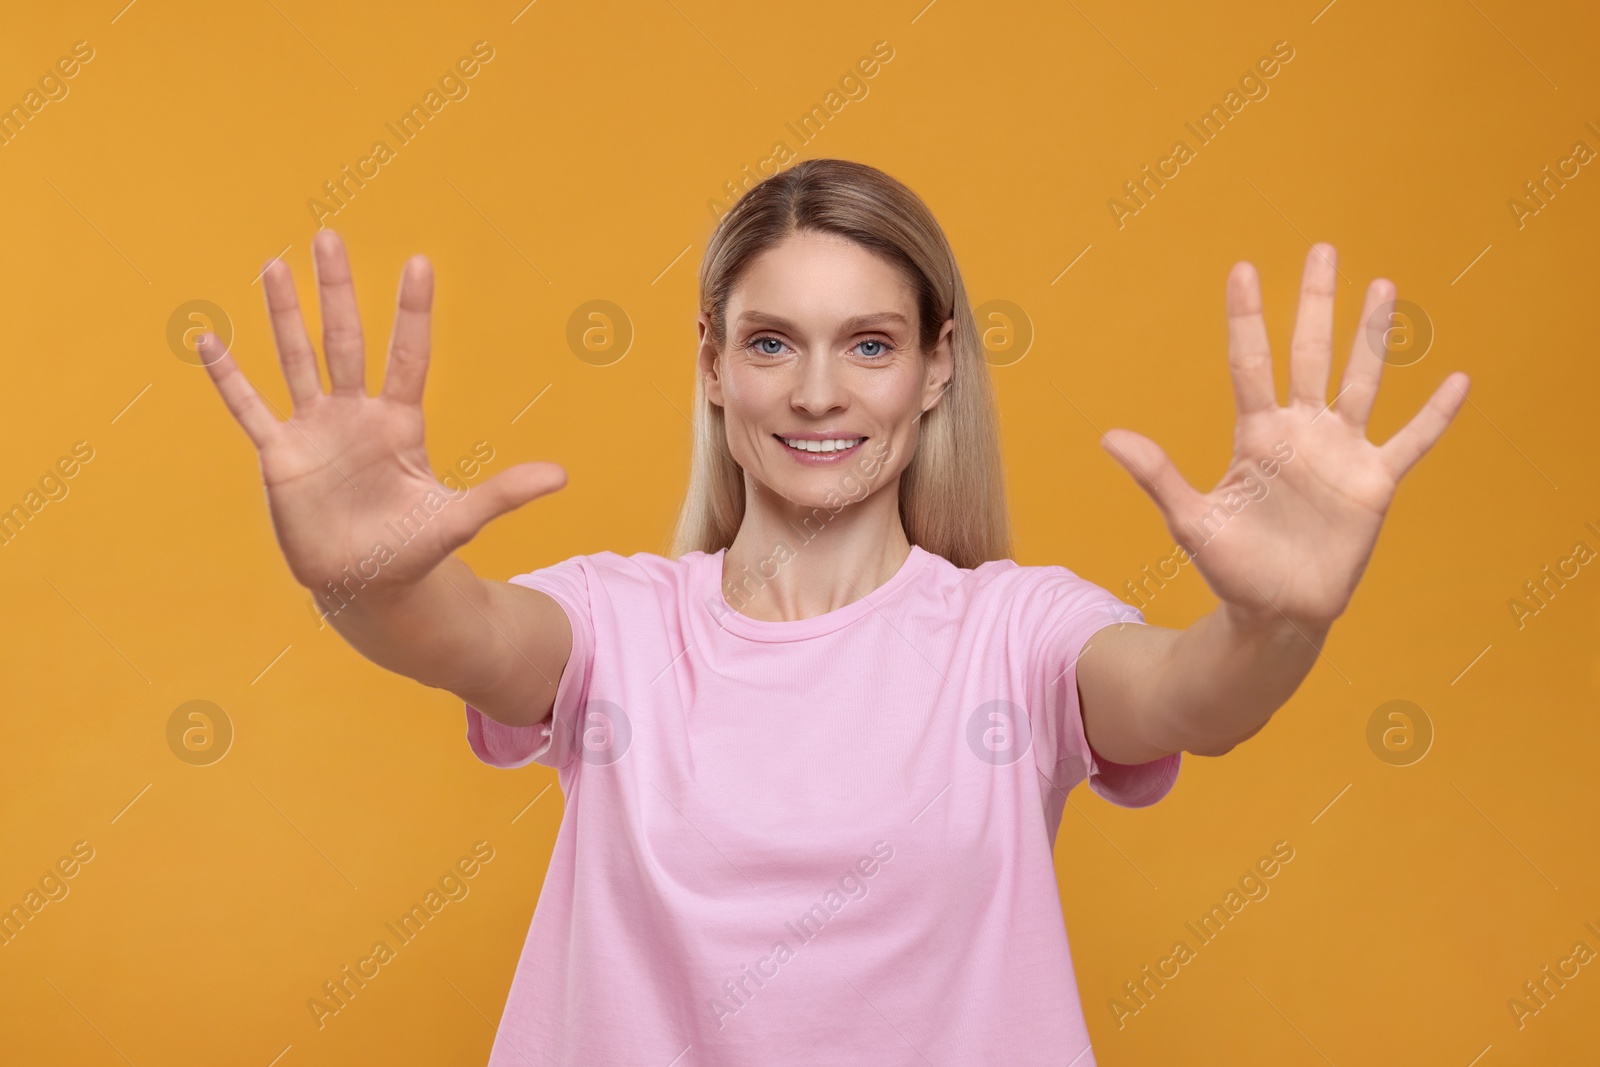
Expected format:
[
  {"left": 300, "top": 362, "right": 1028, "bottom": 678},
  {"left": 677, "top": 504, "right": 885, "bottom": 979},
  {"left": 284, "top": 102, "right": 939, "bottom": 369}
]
[{"left": 773, "top": 433, "right": 867, "bottom": 465}]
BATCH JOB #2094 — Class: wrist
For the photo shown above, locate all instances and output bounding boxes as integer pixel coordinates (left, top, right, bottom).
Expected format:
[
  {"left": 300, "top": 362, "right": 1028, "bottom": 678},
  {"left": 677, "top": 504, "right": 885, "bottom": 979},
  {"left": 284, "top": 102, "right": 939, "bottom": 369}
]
[
  {"left": 1217, "top": 598, "right": 1333, "bottom": 646},
  {"left": 308, "top": 559, "right": 445, "bottom": 625}
]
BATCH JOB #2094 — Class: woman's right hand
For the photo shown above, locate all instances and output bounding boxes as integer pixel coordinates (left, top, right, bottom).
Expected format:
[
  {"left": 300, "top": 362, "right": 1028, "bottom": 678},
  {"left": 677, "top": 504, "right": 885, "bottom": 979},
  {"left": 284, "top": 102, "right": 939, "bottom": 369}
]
[{"left": 198, "top": 229, "right": 568, "bottom": 605}]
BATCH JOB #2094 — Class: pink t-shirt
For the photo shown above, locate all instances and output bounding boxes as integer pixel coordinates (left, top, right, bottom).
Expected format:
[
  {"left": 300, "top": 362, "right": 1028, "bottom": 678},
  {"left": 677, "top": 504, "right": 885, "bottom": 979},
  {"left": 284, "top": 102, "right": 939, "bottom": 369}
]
[{"left": 463, "top": 544, "right": 1181, "bottom": 1066}]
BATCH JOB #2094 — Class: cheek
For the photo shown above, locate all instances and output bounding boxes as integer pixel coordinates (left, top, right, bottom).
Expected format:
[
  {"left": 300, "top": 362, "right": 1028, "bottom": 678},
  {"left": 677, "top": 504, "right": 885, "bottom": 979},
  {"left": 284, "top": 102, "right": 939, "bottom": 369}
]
[
  {"left": 718, "top": 363, "right": 757, "bottom": 405},
  {"left": 717, "top": 364, "right": 785, "bottom": 462},
  {"left": 861, "top": 367, "right": 928, "bottom": 433},
  {"left": 719, "top": 364, "right": 779, "bottom": 424},
  {"left": 809, "top": 355, "right": 910, "bottom": 413}
]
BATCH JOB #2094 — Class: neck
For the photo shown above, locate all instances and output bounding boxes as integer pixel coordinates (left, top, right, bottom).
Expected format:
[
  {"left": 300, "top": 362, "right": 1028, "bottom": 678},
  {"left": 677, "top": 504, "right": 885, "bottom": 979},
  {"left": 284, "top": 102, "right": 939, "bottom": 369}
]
[{"left": 721, "top": 476, "right": 911, "bottom": 622}]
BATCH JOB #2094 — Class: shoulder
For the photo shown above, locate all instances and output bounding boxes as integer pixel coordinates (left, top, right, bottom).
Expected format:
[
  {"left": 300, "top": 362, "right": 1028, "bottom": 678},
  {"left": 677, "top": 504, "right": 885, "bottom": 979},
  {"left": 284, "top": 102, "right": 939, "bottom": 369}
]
[
  {"left": 509, "top": 548, "right": 702, "bottom": 600},
  {"left": 568, "top": 548, "right": 699, "bottom": 579},
  {"left": 914, "top": 548, "right": 1140, "bottom": 624}
]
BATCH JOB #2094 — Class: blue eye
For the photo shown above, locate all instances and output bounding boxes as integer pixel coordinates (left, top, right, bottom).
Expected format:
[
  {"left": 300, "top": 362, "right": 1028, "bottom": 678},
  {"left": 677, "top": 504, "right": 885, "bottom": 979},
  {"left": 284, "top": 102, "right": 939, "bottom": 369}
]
[{"left": 746, "top": 336, "right": 894, "bottom": 358}]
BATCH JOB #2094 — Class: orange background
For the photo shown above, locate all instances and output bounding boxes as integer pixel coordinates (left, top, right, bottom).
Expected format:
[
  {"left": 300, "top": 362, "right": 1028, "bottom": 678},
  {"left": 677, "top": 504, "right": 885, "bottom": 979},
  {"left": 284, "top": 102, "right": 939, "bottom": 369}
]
[{"left": 1, "top": 1, "right": 1596, "bottom": 1063}]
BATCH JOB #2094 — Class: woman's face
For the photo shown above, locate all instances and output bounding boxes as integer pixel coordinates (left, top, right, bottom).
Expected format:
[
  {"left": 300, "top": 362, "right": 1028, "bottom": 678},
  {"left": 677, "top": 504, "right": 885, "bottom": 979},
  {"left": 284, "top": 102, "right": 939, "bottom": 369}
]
[{"left": 698, "top": 229, "right": 953, "bottom": 512}]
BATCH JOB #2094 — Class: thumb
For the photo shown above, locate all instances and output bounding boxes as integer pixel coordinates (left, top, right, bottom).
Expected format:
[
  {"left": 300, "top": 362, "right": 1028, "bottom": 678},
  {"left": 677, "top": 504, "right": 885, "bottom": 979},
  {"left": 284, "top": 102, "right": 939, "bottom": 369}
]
[
  {"left": 438, "top": 461, "right": 568, "bottom": 544},
  {"left": 1100, "top": 429, "right": 1201, "bottom": 526}
]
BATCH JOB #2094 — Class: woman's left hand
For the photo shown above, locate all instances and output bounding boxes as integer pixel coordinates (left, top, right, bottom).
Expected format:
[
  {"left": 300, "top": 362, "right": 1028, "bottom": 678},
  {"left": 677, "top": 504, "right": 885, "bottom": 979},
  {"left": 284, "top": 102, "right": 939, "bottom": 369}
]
[{"left": 1100, "top": 243, "right": 1470, "bottom": 631}]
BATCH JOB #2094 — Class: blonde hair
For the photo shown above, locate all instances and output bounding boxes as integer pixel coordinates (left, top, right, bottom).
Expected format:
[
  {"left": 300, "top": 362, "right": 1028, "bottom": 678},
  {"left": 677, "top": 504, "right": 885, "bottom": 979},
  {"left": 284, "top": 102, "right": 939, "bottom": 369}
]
[{"left": 670, "top": 158, "right": 1012, "bottom": 570}]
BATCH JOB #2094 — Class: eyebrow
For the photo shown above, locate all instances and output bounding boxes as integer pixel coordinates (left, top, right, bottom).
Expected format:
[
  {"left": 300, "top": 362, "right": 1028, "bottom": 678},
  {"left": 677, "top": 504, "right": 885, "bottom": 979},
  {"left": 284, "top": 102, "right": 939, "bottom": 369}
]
[{"left": 733, "top": 310, "right": 911, "bottom": 333}]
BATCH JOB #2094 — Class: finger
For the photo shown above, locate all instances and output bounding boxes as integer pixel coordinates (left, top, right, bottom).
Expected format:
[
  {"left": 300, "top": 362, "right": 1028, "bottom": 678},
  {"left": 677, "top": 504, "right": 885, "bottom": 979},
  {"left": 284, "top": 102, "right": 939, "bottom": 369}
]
[
  {"left": 1100, "top": 428, "right": 1206, "bottom": 528},
  {"left": 1225, "top": 262, "right": 1278, "bottom": 417},
  {"left": 1335, "top": 278, "right": 1397, "bottom": 428},
  {"left": 1287, "top": 243, "right": 1337, "bottom": 408},
  {"left": 1377, "top": 372, "right": 1470, "bottom": 480},
  {"left": 382, "top": 255, "right": 433, "bottom": 406},
  {"left": 196, "top": 332, "right": 281, "bottom": 449},
  {"left": 261, "top": 258, "right": 323, "bottom": 410},
  {"left": 435, "top": 463, "right": 569, "bottom": 547},
  {"left": 311, "top": 229, "right": 367, "bottom": 396}
]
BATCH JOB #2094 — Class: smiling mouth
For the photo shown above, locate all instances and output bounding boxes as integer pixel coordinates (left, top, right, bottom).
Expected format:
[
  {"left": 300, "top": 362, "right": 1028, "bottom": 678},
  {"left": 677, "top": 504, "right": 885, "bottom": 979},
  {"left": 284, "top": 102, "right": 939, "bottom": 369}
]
[{"left": 774, "top": 434, "right": 867, "bottom": 455}]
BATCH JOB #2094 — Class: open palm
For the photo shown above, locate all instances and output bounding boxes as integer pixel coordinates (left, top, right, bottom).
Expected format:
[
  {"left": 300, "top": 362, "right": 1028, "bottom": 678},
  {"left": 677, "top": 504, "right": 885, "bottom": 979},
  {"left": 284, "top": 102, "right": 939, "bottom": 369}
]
[
  {"left": 197, "top": 230, "right": 566, "bottom": 599},
  {"left": 1102, "top": 244, "right": 1469, "bottom": 629}
]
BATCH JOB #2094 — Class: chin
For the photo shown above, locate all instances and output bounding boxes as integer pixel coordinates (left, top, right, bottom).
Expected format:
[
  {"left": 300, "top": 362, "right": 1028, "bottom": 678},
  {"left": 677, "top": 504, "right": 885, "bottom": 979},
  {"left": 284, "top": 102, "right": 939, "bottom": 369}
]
[{"left": 734, "top": 432, "right": 896, "bottom": 512}]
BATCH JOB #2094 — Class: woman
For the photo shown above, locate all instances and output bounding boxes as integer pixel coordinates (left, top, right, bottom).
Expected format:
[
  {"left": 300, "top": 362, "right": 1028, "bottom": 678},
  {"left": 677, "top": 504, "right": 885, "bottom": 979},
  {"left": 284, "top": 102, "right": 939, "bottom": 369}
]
[{"left": 198, "top": 158, "right": 1467, "bottom": 1064}]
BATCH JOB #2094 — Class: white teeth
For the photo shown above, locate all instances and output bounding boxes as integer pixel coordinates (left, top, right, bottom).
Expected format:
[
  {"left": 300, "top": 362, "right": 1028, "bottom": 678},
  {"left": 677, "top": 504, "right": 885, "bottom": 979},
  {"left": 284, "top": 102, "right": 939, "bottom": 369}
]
[{"left": 781, "top": 436, "right": 862, "bottom": 453}]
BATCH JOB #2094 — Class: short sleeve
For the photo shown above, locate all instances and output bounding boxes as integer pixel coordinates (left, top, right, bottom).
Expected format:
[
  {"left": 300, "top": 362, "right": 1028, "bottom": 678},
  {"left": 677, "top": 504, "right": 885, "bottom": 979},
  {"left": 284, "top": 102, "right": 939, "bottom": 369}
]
[
  {"left": 463, "top": 556, "right": 595, "bottom": 771},
  {"left": 1023, "top": 568, "right": 1181, "bottom": 809}
]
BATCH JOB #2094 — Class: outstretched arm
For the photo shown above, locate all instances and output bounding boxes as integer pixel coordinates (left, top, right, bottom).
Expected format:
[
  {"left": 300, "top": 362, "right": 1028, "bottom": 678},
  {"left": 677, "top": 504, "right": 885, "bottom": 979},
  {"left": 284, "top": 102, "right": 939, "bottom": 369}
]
[
  {"left": 1075, "top": 244, "right": 1469, "bottom": 762},
  {"left": 197, "top": 229, "right": 573, "bottom": 729}
]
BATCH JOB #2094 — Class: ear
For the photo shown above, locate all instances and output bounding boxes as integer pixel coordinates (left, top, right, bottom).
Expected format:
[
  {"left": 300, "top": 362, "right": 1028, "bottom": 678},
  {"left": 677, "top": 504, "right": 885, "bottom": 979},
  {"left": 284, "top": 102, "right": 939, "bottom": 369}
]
[
  {"left": 921, "top": 317, "right": 955, "bottom": 413},
  {"left": 697, "top": 313, "right": 725, "bottom": 406}
]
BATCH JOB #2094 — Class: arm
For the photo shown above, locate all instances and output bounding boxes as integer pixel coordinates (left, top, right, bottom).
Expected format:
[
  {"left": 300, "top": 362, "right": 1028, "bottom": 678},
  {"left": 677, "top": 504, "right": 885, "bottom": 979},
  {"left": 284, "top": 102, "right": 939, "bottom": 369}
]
[
  {"left": 197, "top": 229, "right": 572, "bottom": 730},
  {"left": 1076, "top": 609, "right": 1328, "bottom": 762},
  {"left": 1076, "top": 243, "right": 1470, "bottom": 764},
  {"left": 324, "top": 554, "right": 573, "bottom": 729}
]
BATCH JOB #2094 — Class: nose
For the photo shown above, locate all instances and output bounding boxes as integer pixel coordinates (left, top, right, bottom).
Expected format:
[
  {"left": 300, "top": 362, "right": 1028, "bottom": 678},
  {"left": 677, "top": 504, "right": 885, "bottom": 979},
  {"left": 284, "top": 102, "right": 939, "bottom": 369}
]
[{"left": 790, "top": 349, "right": 848, "bottom": 417}]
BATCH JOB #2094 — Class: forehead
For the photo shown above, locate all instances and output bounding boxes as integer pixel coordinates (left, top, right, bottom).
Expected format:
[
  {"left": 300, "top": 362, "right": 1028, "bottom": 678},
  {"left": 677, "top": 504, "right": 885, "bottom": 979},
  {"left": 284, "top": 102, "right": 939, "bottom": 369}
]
[{"left": 727, "top": 230, "right": 916, "bottom": 330}]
